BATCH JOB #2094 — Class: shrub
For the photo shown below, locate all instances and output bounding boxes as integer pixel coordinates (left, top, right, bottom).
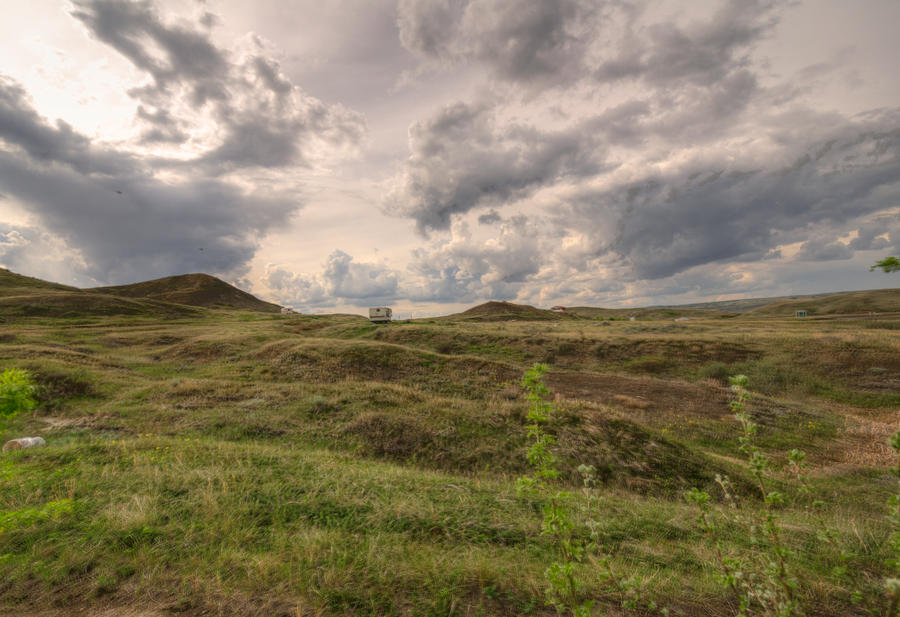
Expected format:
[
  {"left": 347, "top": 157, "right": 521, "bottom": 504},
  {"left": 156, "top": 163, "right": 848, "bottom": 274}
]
[
  {"left": 698, "top": 361, "right": 731, "bottom": 383},
  {"left": 0, "top": 368, "right": 37, "bottom": 421}
]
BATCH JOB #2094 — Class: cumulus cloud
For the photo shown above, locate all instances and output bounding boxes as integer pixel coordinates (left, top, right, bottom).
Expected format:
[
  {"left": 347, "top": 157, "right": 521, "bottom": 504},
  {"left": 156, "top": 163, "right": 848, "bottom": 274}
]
[
  {"left": 385, "top": 101, "right": 605, "bottom": 232},
  {"left": 576, "top": 115, "right": 900, "bottom": 278},
  {"left": 265, "top": 251, "right": 399, "bottom": 309},
  {"left": 0, "top": 1, "right": 366, "bottom": 286},
  {"left": 405, "top": 216, "right": 543, "bottom": 302},
  {"left": 0, "top": 72, "right": 292, "bottom": 283},
  {"left": 398, "top": 0, "right": 595, "bottom": 89},
  {"left": 397, "top": 0, "right": 775, "bottom": 91},
  {"left": 71, "top": 0, "right": 365, "bottom": 172},
  {"left": 387, "top": 0, "right": 900, "bottom": 306},
  {"left": 0, "top": 224, "right": 93, "bottom": 286}
]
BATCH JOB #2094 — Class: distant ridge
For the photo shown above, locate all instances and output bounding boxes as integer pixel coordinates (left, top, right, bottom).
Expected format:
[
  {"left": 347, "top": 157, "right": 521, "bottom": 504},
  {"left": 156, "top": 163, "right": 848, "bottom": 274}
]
[
  {"left": 742, "top": 288, "right": 900, "bottom": 317},
  {"left": 92, "top": 273, "right": 281, "bottom": 313},
  {"left": 0, "top": 269, "right": 281, "bottom": 317}
]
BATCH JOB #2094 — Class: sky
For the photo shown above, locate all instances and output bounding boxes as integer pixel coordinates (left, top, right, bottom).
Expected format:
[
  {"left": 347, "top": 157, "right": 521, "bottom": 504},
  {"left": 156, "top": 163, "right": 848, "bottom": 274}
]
[{"left": 0, "top": 0, "right": 898, "bottom": 316}]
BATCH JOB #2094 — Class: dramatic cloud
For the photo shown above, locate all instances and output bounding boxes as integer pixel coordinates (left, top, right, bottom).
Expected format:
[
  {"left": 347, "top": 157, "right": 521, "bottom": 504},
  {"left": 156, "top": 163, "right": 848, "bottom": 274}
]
[
  {"left": 398, "top": 0, "right": 595, "bottom": 89},
  {"left": 0, "top": 1, "right": 365, "bottom": 285},
  {"left": 1, "top": 0, "right": 898, "bottom": 310},
  {"left": 406, "top": 216, "right": 543, "bottom": 302},
  {"left": 265, "top": 251, "right": 399, "bottom": 309},
  {"left": 387, "top": 0, "right": 900, "bottom": 306},
  {"left": 386, "top": 101, "right": 605, "bottom": 232},
  {"left": 71, "top": 0, "right": 365, "bottom": 173}
]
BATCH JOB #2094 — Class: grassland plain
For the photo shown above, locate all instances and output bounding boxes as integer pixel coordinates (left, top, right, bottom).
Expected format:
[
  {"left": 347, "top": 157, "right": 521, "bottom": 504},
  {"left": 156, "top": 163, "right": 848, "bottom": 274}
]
[{"left": 0, "top": 292, "right": 899, "bottom": 615}]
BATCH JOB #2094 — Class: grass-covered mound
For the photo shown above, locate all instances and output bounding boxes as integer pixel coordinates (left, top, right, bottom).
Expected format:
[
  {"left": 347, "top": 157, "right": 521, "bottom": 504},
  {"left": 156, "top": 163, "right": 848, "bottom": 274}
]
[{"left": 0, "top": 304, "right": 897, "bottom": 615}]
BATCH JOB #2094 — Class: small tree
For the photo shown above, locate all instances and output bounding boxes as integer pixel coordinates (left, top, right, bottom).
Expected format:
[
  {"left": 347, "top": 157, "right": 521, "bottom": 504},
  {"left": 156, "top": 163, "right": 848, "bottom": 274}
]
[
  {"left": 871, "top": 257, "right": 900, "bottom": 273},
  {"left": 0, "top": 368, "right": 38, "bottom": 431}
]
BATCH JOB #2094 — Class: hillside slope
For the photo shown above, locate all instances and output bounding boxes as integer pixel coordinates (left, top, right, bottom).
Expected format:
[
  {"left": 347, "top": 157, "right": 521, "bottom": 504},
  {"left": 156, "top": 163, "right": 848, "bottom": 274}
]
[
  {"left": 0, "top": 268, "right": 79, "bottom": 293},
  {"left": 447, "top": 300, "right": 567, "bottom": 322},
  {"left": 91, "top": 273, "right": 281, "bottom": 312},
  {"left": 743, "top": 287, "right": 900, "bottom": 317}
]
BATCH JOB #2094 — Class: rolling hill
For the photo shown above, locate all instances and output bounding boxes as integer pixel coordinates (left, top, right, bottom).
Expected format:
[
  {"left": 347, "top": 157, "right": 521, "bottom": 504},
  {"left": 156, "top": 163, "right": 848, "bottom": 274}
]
[
  {"left": 0, "top": 269, "right": 281, "bottom": 317},
  {"left": 446, "top": 300, "right": 567, "bottom": 321},
  {"left": 0, "top": 268, "right": 79, "bottom": 293},
  {"left": 91, "top": 273, "right": 282, "bottom": 313},
  {"left": 742, "top": 287, "right": 900, "bottom": 317}
]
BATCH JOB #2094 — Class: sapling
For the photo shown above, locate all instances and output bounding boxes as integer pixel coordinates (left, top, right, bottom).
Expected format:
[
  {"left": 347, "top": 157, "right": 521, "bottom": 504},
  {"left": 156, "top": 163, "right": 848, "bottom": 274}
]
[
  {"left": 518, "top": 363, "right": 661, "bottom": 616},
  {"left": 686, "top": 375, "right": 801, "bottom": 617},
  {"left": 518, "top": 363, "right": 589, "bottom": 615}
]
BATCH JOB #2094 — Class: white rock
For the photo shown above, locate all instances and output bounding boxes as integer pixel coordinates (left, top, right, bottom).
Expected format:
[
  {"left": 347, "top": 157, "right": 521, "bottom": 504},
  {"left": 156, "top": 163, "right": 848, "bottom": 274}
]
[{"left": 2, "top": 436, "right": 46, "bottom": 451}]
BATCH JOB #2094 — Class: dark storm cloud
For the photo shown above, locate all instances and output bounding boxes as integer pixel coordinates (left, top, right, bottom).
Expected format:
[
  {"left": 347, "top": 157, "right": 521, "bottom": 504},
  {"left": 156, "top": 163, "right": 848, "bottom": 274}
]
[
  {"left": 593, "top": 0, "right": 778, "bottom": 87},
  {"left": 0, "top": 74, "right": 293, "bottom": 283},
  {"left": 72, "top": 0, "right": 364, "bottom": 173},
  {"left": 477, "top": 209, "right": 502, "bottom": 225},
  {"left": 386, "top": 101, "right": 606, "bottom": 232},
  {"left": 136, "top": 106, "right": 188, "bottom": 144},
  {"left": 0, "top": 77, "right": 133, "bottom": 176},
  {"left": 398, "top": 0, "right": 775, "bottom": 91},
  {"left": 849, "top": 222, "right": 892, "bottom": 252},
  {"left": 71, "top": 0, "right": 230, "bottom": 105},
  {"left": 0, "top": 1, "right": 368, "bottom": 286},
  {"left": 574, "top": 116, "right": 900, "bottom": 279},
  {"left": 390, "top": 0, "right": 900, "bottom": 306},
  {"left": 398, "top": 0, "right": 594, "bottom": 89}
]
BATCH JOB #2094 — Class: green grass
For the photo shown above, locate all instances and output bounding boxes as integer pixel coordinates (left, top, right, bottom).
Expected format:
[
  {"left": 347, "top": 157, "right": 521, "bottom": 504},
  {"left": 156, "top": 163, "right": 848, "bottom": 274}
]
[{"left": 0, "top": 309, "right": 897, "bottom": 615}]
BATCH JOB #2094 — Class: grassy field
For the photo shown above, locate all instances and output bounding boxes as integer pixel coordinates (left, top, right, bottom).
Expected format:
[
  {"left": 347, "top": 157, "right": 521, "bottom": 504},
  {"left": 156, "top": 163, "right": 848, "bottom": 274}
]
[{"left": 1, "top": 296, "right": 899, "bottom": 615}]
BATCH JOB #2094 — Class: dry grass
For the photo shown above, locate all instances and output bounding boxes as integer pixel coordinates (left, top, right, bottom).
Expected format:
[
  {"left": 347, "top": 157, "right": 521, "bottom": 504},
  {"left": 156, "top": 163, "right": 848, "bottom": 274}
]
[{"left": 0, "top": 302, "right": 897, "bottom": 616}]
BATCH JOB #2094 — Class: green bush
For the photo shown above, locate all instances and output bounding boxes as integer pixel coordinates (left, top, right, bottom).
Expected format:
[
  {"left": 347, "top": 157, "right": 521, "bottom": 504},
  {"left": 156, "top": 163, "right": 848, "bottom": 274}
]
[
  {"left": 0, "top": 368, "right": 37, "bottom": 421},
  {"left": 698, "top": 361, "right": 730, "bottom": 383}
]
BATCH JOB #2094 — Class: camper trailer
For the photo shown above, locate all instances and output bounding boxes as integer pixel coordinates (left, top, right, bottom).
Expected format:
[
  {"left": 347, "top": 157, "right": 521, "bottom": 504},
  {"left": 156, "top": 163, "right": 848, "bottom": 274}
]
[{"left": 369, "top": 307, "right": 392, "bottom": 324}]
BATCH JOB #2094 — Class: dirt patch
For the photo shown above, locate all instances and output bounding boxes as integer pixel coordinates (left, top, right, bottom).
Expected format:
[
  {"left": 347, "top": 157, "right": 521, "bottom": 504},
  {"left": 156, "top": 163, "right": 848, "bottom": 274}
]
[
  {"left": 828, "top": 410, "right": 900, "bottom": 468},
  {"left": 596, "top": 339, "right": 758, "bottom": 365},
  {"left": 548, "top": 371, "right": 730, "bottom": 420}
]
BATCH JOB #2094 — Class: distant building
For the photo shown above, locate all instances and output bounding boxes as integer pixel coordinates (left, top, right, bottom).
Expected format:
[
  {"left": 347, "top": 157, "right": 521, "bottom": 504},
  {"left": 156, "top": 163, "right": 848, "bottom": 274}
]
[
  {"left": 551, "top": 305, "right": 566, "bottom": 312},
  {"left": 280, "top": 307, "right": 296, "bottom": 314},
  {"left": 795, "top": 310, "right": 808, "bottom": 318},
  {"left": 369, "top": 307, "right": 392, "bottom": 323}
]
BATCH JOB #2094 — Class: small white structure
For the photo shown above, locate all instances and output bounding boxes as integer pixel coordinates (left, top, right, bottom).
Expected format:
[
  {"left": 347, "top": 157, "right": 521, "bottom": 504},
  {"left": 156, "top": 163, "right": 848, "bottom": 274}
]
[
  {"left": 3, "top": 436, "right": 46, "bottom": 452},
  {"left": 369, "top": 307, "right": 392, "bottom": 324},
  {"left": 795, "top": 310, "right": 808, "bottom": 318},
  {"left": 551, "top": 305, "right": 566, "bottom": 312},
  {"left": 280, "top": 307, "right": 296, "bottom": 314}
]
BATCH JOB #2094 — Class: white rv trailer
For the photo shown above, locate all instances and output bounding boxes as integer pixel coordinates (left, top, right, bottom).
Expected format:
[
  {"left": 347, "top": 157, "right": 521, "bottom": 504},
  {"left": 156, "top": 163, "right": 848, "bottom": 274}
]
[{"left": 369, "top": 307, "right": 392, "bottom": 324}]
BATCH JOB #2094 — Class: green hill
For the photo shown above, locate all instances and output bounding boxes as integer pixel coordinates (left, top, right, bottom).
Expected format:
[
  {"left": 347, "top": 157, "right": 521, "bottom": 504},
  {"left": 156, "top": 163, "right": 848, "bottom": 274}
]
[
  {"left": 91, "top": 273, "right": 281, "bottom": 313},
  {"left": 0, "top": 269, "right": 280, "bottom": 317},
  {"left": 445, "top": 300, "right": 568, "bottom": 322},
  {"left": 0, "top": 268, "right": 79, "bottom": 293},
  {"left": 743, "top": 288, "right": 900, "bottom": 317}
]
